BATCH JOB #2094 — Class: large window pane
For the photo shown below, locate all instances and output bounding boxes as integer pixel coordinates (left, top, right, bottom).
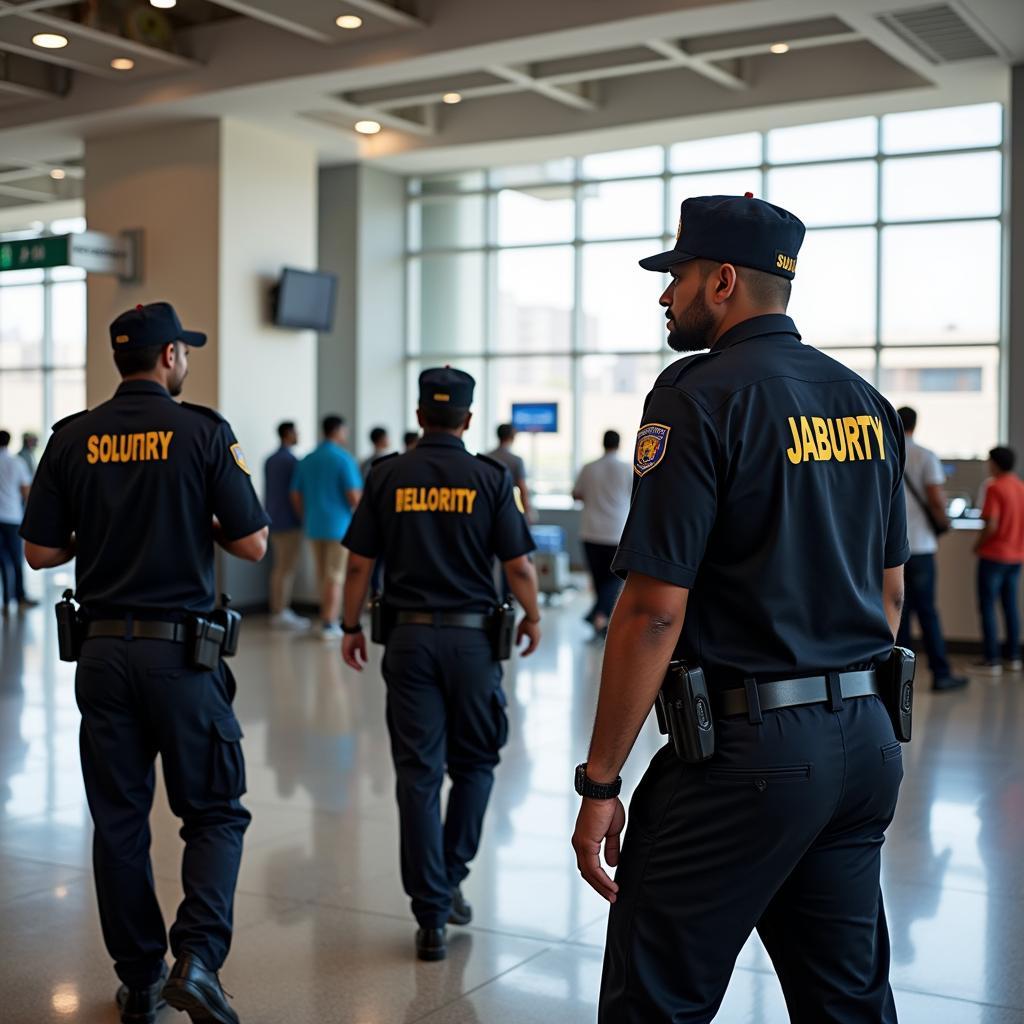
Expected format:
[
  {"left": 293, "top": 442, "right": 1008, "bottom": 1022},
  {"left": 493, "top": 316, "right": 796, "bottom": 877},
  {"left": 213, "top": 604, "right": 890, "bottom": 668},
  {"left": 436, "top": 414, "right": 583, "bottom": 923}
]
[
  {"left": 668, "top": 171, "right": 763, "bottom": 229},
  {"left": 52, "top": 280, "right": 86, "bottom": 366},
  {"left": 879, "top": 346, "right": 998, "bottom": 459},
  {"left": 882, "top": 152, "right": 1001, "bottom": 222},
  {"left": 767, "top": 162, "right": 877, "bottom": 226},
  {"left": 496, "top": 186, "right": 574, "bottom": 246},
  {"left": 767, "top": 117, "right": 877, "bottom": 164},
  {"left": 579, "top": 354, "right": 663, "bottom": 465},
  {"left": 819, "top": 348, "right": 876, "bottom": 384},
  {"left": 788, "top": 228, "right": 876, "bottom": 346},
  {"left": 409, "top": 253, "right": 484, "bottom": 355},
  {"left": 409, "top": 195, "right": 484, "bottom": 250},
  {"left": 408, "top": 170, "right": 485, "bottom": 196},
  {"left": 489, "top": 356, "right": 573, "bottom": 494},
  {"left": 581, "top": 241, "right": 664, "bottom": 352},
  {"left": 881, "top": 221, "right": 1000, "bottom": 344},
  {"left": 489, "top": 159, "right": 575, "bottom": 189},
  {"left": 670, "top": 132, "right": 761, "bottom": 173},
  {"left": 52, "top": 367, "right": 85, "bottom": 423},
  {"left": 495, "top": 247, "right": 573, "bottom": 353},
  {"left": 0, "top": 284, "right": 44, "bottom": 368},
  {"left": 581, "top": 179, "right": 662, "bottom": 240},
  {"left": 0, "top": 370, "right": 43, "bottom": 438},
  {"left": 881, "top": 103, "right": 1002, "bottom": 154},
  {"left": 581, "top": 146, "right": 663, "bottom": 180}
]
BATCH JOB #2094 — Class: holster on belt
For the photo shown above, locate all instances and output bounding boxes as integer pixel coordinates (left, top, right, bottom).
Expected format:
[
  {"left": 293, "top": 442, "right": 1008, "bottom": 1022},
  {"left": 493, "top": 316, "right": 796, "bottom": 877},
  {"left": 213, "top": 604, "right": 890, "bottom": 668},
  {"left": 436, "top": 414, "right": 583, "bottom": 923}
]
[
  {"left": 655, "top": 660, "right": 716, "bottom": 763},
  {"left": 54, "top": 590, "right": 84, "bottom": 662},
  {"left": 209, "top": 593, "right": 241, "bottom": 657},
  {"left": 878, "top": 646, "right": 915, "bottom": 742},
  {"left": 187, "top": 615, "right": 227, "bottom": 670},
  {"left": 370, "top": 593, "right": 394, "bottom": 645},
  {"left": 490, "top": 600, "right": 516, "bottom": 661}
]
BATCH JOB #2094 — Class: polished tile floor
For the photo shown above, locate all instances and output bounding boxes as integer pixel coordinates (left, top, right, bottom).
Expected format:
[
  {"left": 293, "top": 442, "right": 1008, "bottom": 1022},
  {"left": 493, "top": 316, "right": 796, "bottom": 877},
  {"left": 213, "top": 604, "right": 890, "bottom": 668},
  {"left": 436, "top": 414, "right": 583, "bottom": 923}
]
[{"left": 1, "top": 579, "right": 1022, "bottom": 1023}]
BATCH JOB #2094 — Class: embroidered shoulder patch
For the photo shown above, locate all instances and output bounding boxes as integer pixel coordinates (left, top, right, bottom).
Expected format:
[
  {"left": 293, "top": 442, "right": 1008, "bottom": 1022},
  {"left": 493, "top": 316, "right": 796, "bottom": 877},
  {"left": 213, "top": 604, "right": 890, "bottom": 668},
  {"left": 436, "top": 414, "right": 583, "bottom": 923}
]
[
  {"left": 230, "top": 443, "right": 251, "bottom": 475},
  {"left": 634, "top": 423, "right": 670, "bottom": 477}
]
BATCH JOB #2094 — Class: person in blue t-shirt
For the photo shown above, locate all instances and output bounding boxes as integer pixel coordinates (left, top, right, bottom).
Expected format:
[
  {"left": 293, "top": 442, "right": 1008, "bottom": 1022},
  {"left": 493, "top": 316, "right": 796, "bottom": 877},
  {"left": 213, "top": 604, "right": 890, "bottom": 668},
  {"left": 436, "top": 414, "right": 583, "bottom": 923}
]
[
  {"left": 263, "top": 421, "right": 310, "bottom": 631},
  {"left": 291, "top": 414, "right": 363, "bottom": 639}
]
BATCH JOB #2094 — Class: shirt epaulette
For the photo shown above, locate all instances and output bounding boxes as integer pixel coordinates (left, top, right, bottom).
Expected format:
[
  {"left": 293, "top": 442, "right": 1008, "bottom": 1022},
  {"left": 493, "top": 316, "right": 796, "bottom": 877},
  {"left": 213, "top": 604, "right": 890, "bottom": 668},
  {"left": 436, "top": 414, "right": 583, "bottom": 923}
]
[
  {"left": 475, "top": 453, "right": 510, "bottom": 475},
  {"left": 179, "top": 401, "right": 226, "bottom": 423},
  {"left": 655, "top": 351, "right": 718, "bottom": 390},
  {"left": 51, "top": 410, "right": 88, "bottom": 432}
]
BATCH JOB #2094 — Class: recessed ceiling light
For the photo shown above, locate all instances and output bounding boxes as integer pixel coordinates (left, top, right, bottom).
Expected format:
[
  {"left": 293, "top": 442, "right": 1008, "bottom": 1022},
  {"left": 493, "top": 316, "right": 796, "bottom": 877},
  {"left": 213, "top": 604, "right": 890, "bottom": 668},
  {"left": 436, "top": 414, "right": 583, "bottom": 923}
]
[
  {"left": 150, "top": 0, "right": 176, "bottom": 9},
  {"left": 770, "top": 42, "right": 790, "bottom": 54},
  {"left": 50, "top": 168, "right": 66, "bottom": 181},
  {"left": 336, "top": 14, "right": 363, "bottom": 29},
  {"left": 355, "top": 120, "right": 381, "bottom": 135},
  {"left": 442, "top": 92, "right": 462, "bottom": 105},
  {"left": 32, "top": 33, "right": 68, "bottom": 49},
  {"left": 111, "top": 57, "right": 135, "bottom": 71}
]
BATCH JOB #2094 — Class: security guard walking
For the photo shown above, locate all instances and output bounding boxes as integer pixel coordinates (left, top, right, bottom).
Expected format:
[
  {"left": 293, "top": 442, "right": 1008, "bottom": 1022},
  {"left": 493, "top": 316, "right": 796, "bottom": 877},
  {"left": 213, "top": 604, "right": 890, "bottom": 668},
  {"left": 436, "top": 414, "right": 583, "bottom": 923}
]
[
  {"left": 21, "top": 302, "right": 269, "bottom": 1024},
  {"left": 341, "top": 367, "right": 541, "bottom": 961},
  {"left": 570, "top": 196, "right": 911, "bottom": 1023}
]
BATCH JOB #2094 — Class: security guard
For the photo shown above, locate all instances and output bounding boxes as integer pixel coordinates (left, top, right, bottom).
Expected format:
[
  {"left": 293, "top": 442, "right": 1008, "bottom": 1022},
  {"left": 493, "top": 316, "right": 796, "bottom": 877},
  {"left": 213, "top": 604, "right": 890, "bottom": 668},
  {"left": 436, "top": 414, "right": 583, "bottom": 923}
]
[
  {"left": 20, "top": 302, "right": 269, "bottom": 1024},
  {"left": 341, "top": 367, "right": 541, "bottom": 961},
  {"left": 570, "top": 196, "right": 910, "bottom": 1022}
]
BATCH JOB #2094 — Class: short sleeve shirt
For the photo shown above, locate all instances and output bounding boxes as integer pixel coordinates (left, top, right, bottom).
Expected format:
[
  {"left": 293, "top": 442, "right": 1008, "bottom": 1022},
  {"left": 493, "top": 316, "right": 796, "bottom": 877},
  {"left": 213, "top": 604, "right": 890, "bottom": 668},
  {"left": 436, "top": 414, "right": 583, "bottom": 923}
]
[
  {"left": 486, "top": 446, "right": 527, "bottom": 483},
  {"left": 903, "top": 439, "right": 946, "bottom": 555},
  {"left": 20, "top": 380, "right": 269, "bottom": 613},
  {"left": 0, "top": 449, "right": 31, "bottom": 524},
  {"left": 263, "top": 446, "right": 301, "bottom": 532},
  {"left": 613, "top": 314, "right": 909, "bottom": 684},
  {"left": 574, "top": 454, "right": 633, "bottom": 546},
  {"left": 344, "top": 433, "right": 535, "bottom": 612},
  {"left": 979, "top": 474, "right": 1024, "bottom": 563},
  {"left": 291, "top": 442, "right": 362, "bottom": 540}
]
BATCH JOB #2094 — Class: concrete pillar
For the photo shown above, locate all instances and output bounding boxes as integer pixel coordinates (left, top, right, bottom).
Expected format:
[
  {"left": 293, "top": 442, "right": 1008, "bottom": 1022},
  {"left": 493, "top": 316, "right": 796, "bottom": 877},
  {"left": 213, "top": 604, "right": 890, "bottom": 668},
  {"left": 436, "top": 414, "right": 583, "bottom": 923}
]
[{"left": 84, "top": 119, "right": 319, "bottom": 604}]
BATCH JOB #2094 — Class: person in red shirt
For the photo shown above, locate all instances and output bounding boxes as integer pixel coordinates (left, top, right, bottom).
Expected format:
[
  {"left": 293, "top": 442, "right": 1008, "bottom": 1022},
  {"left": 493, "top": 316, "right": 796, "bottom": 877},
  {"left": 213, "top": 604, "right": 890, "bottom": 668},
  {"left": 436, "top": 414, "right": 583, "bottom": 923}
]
[{"left": 974, "top": 445, "right": 1024, "bottom": 674}]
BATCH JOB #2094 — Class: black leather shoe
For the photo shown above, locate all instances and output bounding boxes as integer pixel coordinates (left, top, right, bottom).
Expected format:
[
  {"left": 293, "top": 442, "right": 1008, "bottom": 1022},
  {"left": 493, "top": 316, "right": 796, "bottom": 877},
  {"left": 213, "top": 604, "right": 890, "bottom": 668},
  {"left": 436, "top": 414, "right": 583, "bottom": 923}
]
[
  {"left": 162, "top": 953, "right": 239, "bottom": 1024},
  {"left": 932, "top": 675, "right": 968, "bottom": 692},
  {"left": 448, "top": 887, "right": 473, "bottom": 926},
  {"left": 416, "top": 927, "right": 448, "bottom": 962},
  {"left": 115, "top": 962, "right": 168, "bottom": 1024}
]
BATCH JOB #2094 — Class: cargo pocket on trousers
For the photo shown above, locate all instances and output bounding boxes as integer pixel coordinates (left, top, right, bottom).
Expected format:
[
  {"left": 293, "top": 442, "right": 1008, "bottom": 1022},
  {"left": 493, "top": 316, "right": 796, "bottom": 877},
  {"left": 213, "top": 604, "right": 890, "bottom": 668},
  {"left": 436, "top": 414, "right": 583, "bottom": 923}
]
[
  {"left": 210, "top": 714, "right": 247, "bottom": 799},
  {"left": 881, "top": 741, "right": 903, "bottom": 763},
  {"left": 492, "top": 688, "right": 509, "bottom": 750}
]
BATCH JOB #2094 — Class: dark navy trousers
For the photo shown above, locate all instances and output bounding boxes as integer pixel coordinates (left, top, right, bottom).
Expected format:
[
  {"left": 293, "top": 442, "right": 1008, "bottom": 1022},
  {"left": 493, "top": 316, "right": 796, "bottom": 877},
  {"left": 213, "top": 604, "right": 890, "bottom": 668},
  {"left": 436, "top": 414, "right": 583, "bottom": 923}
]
[
  {"left": 382, "top": 623, "right": 507, "bottom": 929},
  {"left": 75, "top": 637, "right": 251, "bottom": 989},
  {"left": 601, "top": 694, "right": 903, "bottom": 1023}
]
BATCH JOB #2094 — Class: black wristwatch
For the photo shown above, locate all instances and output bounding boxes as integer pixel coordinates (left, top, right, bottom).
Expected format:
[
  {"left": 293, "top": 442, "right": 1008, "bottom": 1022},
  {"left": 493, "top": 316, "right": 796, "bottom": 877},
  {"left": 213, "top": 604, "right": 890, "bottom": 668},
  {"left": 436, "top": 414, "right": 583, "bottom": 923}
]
[
  {"left": 574, "top": 762, "right": 622, "bottom": 800},
  {"left": 341, "top": 622, "right": 363, "bottom": 635}
]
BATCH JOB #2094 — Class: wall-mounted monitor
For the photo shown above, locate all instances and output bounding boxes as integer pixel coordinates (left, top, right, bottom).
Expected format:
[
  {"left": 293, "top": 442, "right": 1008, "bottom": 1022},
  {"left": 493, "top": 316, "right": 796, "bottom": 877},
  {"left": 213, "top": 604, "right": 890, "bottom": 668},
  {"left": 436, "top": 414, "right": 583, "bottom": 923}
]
[
  {"left": 273, "top": 267, "right": 337, "bottom": 332},
  {"left": 511, "top": 402, "right": 558, "bottom": 433}
]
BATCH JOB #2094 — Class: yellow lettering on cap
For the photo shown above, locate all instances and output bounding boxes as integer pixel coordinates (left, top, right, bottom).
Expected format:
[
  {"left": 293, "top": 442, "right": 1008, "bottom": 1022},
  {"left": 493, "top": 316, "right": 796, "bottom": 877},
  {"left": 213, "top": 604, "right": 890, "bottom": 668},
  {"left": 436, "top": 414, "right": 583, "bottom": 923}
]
[
  {"left": 433, "top": 393, "right": 450, "bottom": 402},
  {"left": 115, "top": 334, "right": 130, "bottom": 345}
]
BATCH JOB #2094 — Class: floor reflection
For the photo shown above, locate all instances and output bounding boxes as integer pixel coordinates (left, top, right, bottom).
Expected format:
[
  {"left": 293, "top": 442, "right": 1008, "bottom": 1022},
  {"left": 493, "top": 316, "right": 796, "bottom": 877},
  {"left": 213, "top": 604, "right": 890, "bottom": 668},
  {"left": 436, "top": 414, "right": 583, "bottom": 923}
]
[{"left": 0, "top": 577, "right": 1022, "bottom": 1022}]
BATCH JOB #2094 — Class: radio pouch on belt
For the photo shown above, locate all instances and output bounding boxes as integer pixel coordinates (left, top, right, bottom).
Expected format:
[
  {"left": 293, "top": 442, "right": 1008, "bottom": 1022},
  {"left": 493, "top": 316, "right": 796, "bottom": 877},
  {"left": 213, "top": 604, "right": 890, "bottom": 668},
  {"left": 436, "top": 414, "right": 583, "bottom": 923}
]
[
  {"left": 491, "top": 600, "right": 516, "bottom": 661},
  {"left": 187, "top": 616, "right": 226, "bottom": 671},
  {"left": 54, "top": 589, "right": 84, "bottom": 663},
  {"left": 657, "top": 661, "right": 716, "bottom": 763},
  {"left": 210, "top": 593, "right": 241, "bottom": 657},
  {"left": 879, "top": 646, "right": 915, "bottom": 742},
  {"left": 370, "top": 594, "right": 395, "bottom": 645}
]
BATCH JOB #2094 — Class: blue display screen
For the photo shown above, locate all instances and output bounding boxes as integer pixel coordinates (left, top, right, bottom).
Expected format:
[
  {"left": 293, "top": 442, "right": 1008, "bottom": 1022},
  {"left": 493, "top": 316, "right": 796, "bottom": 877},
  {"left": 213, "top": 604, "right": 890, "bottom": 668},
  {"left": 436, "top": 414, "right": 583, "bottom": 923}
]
[{"left": 511, "top": 402, "right": 558, "bottom": 433}]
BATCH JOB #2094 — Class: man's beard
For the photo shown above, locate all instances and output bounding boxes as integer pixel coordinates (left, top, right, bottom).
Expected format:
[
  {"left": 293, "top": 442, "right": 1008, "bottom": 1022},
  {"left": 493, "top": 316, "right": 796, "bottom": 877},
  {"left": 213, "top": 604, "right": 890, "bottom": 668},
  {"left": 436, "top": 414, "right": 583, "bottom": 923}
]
[
  {"left": 666, "top": 291, "right": 716, "bottom": 353},
  {"left": 169, "top": 369, "right": 187, "bottom": 397}
]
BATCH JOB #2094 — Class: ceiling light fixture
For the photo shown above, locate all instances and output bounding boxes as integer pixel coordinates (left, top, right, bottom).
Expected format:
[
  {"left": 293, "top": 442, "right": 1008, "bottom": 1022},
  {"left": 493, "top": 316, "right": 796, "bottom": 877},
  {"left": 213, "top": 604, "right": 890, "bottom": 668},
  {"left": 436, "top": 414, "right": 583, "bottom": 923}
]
[
  {"left": 442, "top": 92, "right": 462, "bottom": 105},
  {"left": 355, "top": 120, "right": 382, "bottom": 135},
  {"left": 32, "top": 33, "right": 68, "bottom": 49},
  {"left": 336, "top": 14, "right": 363, "bottom": 29},
  {"left": 50, "top": 168, "right": 66, "bottom": 181},
  {"left": 769, "top": 42, "right": 790, "bottom": 54},
  {"left": 150, "top": 0, "right": 177, "bottom": 9},
  {"left": 111, "top": 57, "right": 135, "bottom": 71}
]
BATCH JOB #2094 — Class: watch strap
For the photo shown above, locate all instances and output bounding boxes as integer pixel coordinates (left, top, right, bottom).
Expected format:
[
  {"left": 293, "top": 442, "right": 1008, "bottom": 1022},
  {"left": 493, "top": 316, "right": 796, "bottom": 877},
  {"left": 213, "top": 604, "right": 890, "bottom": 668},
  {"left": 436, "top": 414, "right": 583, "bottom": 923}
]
[{"left": 575, "top": 762, "right": 622, "bottom": 799}]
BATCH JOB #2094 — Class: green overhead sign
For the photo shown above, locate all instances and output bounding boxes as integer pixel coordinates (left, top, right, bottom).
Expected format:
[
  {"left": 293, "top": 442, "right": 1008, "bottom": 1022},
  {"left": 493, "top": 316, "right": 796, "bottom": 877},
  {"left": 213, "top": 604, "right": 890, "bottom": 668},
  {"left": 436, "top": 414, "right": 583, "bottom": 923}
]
[{"left": 0, "top": 230, "right": 141, "bottom": 281}]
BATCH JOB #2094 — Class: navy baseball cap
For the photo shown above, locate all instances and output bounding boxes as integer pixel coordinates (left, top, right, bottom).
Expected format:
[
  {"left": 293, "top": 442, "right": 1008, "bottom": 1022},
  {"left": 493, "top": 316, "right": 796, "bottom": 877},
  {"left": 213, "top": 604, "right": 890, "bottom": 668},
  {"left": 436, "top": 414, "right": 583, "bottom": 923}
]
[
  {"left": 109, "top": 301, "right": 207, "bottom": 350},
  {"left": 418, "top": 367, "right": 475, "bottom": 409},
  {"left": 639, "top": 194, "right": 806, "bottom": 280}
]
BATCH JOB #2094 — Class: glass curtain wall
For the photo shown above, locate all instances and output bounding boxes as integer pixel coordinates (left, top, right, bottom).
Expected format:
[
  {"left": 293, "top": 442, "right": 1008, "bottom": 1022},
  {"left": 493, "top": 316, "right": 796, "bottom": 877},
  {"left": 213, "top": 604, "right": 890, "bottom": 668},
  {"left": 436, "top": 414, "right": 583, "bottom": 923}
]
[
  {"left": 0, "top": 217, "right": 88, "bottom": 448},
  {"left": 407, "top": 102, "right": 1004, "bottom": 493}
]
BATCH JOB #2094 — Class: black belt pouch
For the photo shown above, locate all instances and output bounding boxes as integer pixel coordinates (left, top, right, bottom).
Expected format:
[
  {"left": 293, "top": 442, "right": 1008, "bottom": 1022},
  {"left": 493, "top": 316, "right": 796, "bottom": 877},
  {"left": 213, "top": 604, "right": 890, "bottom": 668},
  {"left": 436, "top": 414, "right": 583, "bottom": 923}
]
[
  {"left": 55, "top": 591, "right": 84, "bottom": 662},
  {"left": 657, "top": 661, "right": 716, "bottom": 763},
  {"left": 187, "top": 616, "right": 226, "bottom": 670},
  {"left": 879, "top": 646, "right": 915, "bottom": 742},
  {"left": 370, "top": 595, "right": 395, "bottom": 645},
  {"left": 490, "top": 602, "right": 516, "bottom": 661}
]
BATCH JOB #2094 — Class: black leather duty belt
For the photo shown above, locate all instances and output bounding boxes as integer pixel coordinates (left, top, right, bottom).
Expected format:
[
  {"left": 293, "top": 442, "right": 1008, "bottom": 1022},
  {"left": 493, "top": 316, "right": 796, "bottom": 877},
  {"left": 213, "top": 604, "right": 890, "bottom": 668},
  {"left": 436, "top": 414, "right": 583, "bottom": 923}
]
[
  {"left": 86, "top": 619, "right": 187, "bottom": 643},
  {"left": 716, "top": 669, "right": 879, "bottom": 718},
  {"left": 395, "top": 611, "right": 490, "bottom": 630}
]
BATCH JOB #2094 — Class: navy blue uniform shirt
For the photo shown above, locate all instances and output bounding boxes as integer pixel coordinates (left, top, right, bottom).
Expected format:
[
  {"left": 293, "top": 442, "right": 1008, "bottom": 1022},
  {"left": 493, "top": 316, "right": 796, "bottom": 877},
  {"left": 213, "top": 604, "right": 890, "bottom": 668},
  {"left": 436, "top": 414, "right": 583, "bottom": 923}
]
[
  {"left": 20, "top": 380, "right": 269, "bottom": 613},
  {"left": 343, "top": 432, "right": 535, "bottom": 612},
  {"left": 613, "top": 314, "right": 910, "bottom": 684}
]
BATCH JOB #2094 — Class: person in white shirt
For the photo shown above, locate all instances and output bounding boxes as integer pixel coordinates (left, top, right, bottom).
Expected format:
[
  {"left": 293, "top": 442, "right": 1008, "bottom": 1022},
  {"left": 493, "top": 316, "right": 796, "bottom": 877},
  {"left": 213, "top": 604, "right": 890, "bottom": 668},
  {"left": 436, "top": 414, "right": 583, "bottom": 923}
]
[
  {"left": 573, "top": 430, "right": 633, "bottom": 637},
  {"left": 895, "top": 407, "right": 966, "bottom": 692},
  {"left": 0, "top": 429, "right": 36, "bottom": 614}
]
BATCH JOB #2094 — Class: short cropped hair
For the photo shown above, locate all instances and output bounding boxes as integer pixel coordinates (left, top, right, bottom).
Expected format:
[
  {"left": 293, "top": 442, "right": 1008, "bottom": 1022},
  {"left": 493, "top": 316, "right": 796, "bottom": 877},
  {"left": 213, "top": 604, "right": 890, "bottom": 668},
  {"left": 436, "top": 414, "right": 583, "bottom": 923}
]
[
  {"left": 897, "top": 407, "right": 917, "bottom": 434},
  {"left": 322, "top": 414, "right": 345, "bottom": 437},
  {"left": 0, "top": 431, "right": 9, "bottom": 448},
  {"left": 990, "top": 446, "right": 1016, "bottom": 473},
  {"left": 369, "top": 426, "right": 388, "bottom": 444},
  {"left": 113, "top": 343, "right": 165, "bottom": 378},
  {"left": 497, "top": 423, "right": 515, "bottom": 443},
  {"left": 421, "top": 407, "right": 469, "bottom": 431},
  {"left": 603, "top": 430, "right": 620, "bottom": 451},
  {"left": 277, "top": 421, "right": 295, "bottom": 441}
]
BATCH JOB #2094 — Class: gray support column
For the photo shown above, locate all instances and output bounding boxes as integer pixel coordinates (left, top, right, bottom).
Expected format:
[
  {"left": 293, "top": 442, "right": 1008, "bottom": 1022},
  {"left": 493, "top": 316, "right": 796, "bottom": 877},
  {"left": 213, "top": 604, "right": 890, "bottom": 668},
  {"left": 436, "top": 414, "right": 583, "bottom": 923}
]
[{"left": 1008, "top": 65, "right": 1024, "bottom": 453}]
